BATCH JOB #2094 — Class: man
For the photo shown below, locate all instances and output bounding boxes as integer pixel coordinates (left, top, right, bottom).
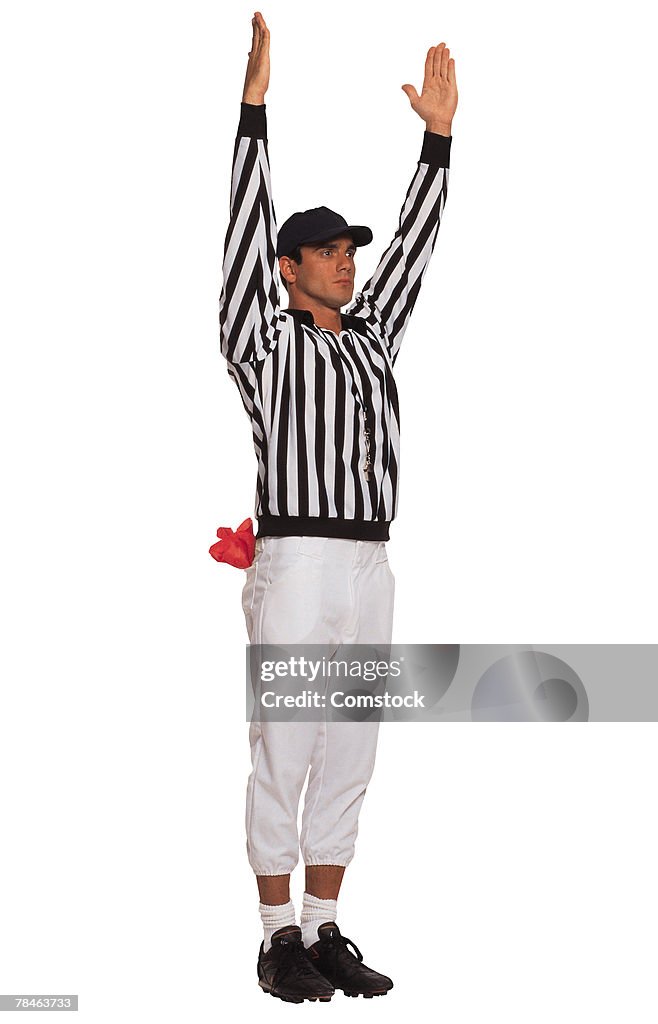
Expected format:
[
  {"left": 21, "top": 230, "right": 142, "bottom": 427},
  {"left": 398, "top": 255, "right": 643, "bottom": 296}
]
[{"left": 219, "top": 10, "right": 457, "bottom": 1003}]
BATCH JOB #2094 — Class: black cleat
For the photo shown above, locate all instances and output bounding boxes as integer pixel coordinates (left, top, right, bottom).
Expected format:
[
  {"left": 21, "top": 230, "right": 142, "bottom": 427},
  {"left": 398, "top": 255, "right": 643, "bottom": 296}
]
[
  {"left": 305, "top": 922, "right": 394, "bottom": 998},
  {"left": 257, "top": 925, "right": 335, "bottom": 1003}
]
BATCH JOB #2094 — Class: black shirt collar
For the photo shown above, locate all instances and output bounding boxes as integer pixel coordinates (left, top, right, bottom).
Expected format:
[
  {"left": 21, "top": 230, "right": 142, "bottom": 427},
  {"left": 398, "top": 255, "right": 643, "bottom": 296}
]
[{"left": 283, "top": 307, "right": 369, "bottom": 337}]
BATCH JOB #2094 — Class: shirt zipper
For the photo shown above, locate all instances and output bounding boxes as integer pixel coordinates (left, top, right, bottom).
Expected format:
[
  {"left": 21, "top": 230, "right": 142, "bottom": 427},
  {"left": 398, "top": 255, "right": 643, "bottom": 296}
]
[{"left": 363, "top": 423, "right": 373, "bottom": 481}]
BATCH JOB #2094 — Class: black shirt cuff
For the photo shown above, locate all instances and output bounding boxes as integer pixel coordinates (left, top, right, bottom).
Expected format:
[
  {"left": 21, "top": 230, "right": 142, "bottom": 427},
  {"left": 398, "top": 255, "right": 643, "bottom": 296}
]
[
  {"left": 238, "top": 102, "right": 267, "bottom": 139},
  {"left": 420, "top": 130, "right": 451, "bottom": 168}
]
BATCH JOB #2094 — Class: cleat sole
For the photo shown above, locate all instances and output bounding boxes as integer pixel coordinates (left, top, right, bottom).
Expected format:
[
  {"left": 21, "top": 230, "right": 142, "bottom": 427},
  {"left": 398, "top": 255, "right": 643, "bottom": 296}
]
[
  {"left": 259, "top": 980, "right": 333, "bottom": 1003},
  {"left": 343, "top": 989, "right": 390, "bottom": 998}
]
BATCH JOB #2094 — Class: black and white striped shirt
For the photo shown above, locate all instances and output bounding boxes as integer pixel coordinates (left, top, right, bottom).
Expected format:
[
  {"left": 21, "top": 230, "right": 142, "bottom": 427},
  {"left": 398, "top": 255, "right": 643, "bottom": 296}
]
[{"left": 219, "top": 102, "right": 451, "bottom": 541}]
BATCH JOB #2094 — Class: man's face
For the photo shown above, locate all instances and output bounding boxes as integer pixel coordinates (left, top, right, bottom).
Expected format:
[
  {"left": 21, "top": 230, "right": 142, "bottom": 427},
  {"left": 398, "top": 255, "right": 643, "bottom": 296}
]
[{"left": 282, "top": 234, "right": 356, "bottom": 309}]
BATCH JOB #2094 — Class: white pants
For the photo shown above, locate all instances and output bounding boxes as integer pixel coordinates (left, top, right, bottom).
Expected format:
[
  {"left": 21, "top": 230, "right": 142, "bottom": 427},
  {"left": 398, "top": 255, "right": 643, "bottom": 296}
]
[{"left": 241, "top": 535, "right": 395, "bottom": 876}]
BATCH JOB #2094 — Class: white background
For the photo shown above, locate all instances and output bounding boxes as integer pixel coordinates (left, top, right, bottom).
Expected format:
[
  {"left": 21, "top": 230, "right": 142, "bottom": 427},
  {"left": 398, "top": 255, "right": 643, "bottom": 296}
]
[{"left": 1, "top": 0, "right": 657, "bottom": 1021}]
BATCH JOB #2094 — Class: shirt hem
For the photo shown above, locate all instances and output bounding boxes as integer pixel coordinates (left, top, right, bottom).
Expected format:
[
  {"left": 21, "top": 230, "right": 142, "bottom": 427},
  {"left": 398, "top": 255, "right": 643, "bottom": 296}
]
[{"left": 256, "top": 515, "right": 391, "bottom": 541}]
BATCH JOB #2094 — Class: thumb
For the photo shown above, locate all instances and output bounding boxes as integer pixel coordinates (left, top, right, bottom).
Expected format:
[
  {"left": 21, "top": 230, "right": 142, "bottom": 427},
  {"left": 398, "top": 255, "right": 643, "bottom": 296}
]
[{"left": 401, "top": 84, "right": 419, "bottom": 106}]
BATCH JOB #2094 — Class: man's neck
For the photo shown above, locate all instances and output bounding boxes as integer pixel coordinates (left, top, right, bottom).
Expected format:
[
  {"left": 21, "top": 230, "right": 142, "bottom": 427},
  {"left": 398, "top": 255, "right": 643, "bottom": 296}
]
[{"left": 287, "top": 297, "right": 342, "bottom": 333}]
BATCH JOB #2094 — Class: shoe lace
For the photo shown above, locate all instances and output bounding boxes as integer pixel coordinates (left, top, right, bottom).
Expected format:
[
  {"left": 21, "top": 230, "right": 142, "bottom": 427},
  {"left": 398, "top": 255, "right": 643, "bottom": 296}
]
[
  {"left": 326, "top": 932, "right": 363, "bottom": 966},
  {"left": 276, "top": 937, "right": 324, "bottom": 984}
]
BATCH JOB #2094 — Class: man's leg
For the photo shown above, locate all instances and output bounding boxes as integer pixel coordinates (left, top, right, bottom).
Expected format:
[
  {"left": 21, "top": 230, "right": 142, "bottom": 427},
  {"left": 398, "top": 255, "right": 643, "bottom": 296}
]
[
  {"left": 305, "top": 864, "right": 345, "bottom": 899},
  {"left": 243, "top": 537, "right": 329, "bottom": 893},
  {"left": 257, "top": 874, "right": 292, "bottom": 904},
  {"left": 300, "top": 538, "right": 394, "bottom": 884},
  {"left": 298, "top": 538, "right": 395, "bottom": 996},
  {"left": 242, "top": 535, "right": 337, "bottom": 1002}
]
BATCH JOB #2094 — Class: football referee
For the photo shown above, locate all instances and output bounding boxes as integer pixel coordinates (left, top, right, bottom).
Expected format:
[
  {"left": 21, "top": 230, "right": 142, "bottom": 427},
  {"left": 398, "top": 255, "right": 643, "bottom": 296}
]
[{"left": 219, "top": 10, "right": 457, "bottom": 1003}]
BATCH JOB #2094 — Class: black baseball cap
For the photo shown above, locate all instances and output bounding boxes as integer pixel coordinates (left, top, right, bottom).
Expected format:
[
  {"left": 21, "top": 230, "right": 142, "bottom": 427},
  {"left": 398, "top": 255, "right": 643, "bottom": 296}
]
[{"left": 276, "top": 206, "right": 373, "bottom": 259}]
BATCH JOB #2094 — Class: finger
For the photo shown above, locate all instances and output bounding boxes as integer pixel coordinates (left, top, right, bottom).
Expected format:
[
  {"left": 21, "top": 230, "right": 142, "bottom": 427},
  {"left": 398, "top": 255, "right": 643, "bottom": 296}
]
[
  {"left": 423, "top": 45, "right": 435, "bottom": 90},
  {"left": 432, "top": 42, "right": 446, "bottom": 78},
  {"left": 401, "top": 84, "right": 419, "bottom": 107},
  {"left": 447, "top": 56, "right": 456, "bottom": 86},
  {"left": 256, "top": 16, "right": 269, "bottom": 48},
  {"left": 441, "top": 45, "right": 450, "bottom": 79}
]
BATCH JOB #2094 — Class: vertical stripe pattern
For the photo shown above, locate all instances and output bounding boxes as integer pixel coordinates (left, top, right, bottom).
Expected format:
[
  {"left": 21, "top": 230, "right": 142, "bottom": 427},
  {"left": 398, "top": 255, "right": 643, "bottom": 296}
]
[{"left": 219, "top": 103, "right": 451, "bottom": 537}]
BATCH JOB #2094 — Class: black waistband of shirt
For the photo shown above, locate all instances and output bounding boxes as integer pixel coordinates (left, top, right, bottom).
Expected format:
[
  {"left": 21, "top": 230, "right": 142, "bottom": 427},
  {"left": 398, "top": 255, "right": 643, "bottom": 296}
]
[{"left": 256, "top": 515, "right": 391, "bottom": 542}]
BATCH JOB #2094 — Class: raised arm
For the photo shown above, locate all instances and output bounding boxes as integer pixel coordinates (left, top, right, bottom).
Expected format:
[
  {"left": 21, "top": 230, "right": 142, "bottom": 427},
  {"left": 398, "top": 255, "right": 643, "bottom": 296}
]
[
  {"left": 345, "top": 43, "right": 458, "bottom": 365},
  {"left": 219, "top": 12, "right": 284, "bottom": 364}
]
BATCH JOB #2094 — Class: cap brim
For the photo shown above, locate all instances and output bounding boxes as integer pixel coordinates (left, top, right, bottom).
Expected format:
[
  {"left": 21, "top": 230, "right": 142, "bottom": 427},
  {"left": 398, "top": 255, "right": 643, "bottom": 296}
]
[{"left": 298, "top": 225, "right": 373, "bottom": 248}]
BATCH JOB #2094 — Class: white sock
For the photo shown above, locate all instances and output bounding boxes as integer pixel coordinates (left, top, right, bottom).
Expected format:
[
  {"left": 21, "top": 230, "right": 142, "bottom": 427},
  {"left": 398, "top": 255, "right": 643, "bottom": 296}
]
[
  {"left": 259, "top": 899, "right": 296, "bottom": 952},
  {"left": 300, "top": 892, "right": 338, "bottom": 948}
]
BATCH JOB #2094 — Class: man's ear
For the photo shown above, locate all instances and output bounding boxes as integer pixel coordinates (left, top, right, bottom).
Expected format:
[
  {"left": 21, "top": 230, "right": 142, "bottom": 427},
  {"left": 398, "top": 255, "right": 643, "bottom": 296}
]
[{"left": 279, "top": 255, "right": 295, "bottom": 287}]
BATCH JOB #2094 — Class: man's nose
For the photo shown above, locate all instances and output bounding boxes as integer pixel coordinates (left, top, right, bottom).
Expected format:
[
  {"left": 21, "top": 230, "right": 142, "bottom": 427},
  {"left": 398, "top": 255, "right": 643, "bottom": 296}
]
[{"left": 336, "top": 255, "right": 352, "bottom": 274}]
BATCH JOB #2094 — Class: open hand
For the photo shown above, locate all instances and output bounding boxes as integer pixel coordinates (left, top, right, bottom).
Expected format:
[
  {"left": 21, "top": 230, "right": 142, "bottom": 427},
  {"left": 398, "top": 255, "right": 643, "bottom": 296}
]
[
  {"left": 401, "top": 43, "right": 458, "bottom": 136},
  {"left": 242, "top": 11, "right": 270, "bottom": 104}
]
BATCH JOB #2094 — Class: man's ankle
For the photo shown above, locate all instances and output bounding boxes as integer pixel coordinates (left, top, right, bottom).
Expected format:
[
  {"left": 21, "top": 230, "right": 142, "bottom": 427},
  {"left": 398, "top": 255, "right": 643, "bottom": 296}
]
[{"left": 300, "top": 892, "right": 338, "bottom": 948}]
